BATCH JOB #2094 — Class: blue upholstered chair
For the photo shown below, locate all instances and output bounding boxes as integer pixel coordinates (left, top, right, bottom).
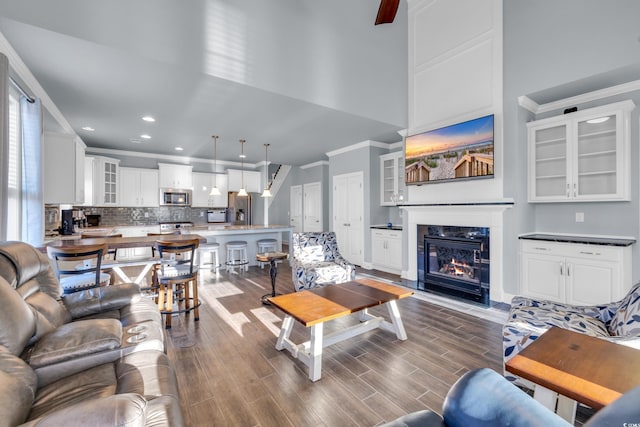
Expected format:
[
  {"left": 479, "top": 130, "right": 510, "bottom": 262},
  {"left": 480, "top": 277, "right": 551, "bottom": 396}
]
[
  {"left": 381, "top": 368, "right": 640, "bottom": 427},
  {"left": 291, "top": 232, "right": 355, "bottom": 291},
  {"left": 503, "top": 282, "right": 640, "bottom": 387}
]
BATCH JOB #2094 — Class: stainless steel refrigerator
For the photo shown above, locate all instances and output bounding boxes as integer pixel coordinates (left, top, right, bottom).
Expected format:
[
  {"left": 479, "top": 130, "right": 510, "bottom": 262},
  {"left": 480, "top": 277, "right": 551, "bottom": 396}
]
[{"left": 227, "top": 192, "right": 253, "bottom": 225}]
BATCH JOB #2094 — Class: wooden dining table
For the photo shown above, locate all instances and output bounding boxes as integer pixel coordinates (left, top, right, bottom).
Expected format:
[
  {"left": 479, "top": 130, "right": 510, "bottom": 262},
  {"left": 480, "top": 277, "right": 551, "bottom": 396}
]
[{"left": 47, "top": 234, "right": 206, "bottom": 285}]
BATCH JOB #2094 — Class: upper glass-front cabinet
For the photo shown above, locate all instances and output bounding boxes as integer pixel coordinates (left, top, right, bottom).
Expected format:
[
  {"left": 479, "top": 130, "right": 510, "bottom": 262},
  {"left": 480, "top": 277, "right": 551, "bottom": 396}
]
[
  {"left": 528, "top": 100, "right": 634, "bottom": 202},
  {"left": 380, "top": 151, "right": 405, "bottom": 206}
]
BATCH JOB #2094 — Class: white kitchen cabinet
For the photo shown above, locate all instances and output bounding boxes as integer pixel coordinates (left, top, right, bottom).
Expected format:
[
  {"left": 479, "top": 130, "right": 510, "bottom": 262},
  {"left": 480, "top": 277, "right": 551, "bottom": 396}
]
[
  {"left": 527, "top": 100, "right": 634, "bottom": 202},
  {"left": 192, "top": 172, "right": 228, "bottom": 207},
  {"left": 85, "top": 155, "right": 119, "bottom": 206},
  {"left": 43, "top": 132, "right": 85, "bottom": 204},
  {"left": 371, "top": 228, "right": 402, "bottom": 274},
  {"left": 119, "top": 167, "right": 159, "bottom": 207},
  {"left": 227, "top": 169, "right": 261, "bottom": 193},
  {"left": 158, "top": 163, "right": 193, "bottom": 189},
  {"left": 380, "top": 151, "right": 404, "bottom": 206},
  {"left": 519, "top": 238, "right": 632, "bottom": 305}
]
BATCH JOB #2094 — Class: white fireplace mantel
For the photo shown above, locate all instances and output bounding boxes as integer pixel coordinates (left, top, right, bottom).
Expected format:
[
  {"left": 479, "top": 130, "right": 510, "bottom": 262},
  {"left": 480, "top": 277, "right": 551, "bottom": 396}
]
[{"left": 401, "top": 201, "right": 514, "bottom": 303}]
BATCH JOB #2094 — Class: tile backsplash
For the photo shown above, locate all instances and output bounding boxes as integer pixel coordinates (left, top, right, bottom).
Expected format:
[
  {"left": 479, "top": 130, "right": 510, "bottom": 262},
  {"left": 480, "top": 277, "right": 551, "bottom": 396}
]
[{"left": 78, "top": 206, "right": 211, "bottom": 226}]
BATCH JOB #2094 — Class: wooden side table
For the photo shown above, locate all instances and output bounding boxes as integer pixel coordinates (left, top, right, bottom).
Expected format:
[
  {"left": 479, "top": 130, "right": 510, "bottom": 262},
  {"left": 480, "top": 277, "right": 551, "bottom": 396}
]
[
  {"left": 256, "top": 251, "right": 289, "bottom": 305},
  {"left": 505, "top": 326, "right": 640, "bottom": 423}
]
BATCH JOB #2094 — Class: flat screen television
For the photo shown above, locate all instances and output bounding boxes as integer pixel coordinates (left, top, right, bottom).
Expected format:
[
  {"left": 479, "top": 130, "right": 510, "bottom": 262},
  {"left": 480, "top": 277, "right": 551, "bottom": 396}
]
[{"left": 405, "top": 114, "right": 494, "bottom": 185}]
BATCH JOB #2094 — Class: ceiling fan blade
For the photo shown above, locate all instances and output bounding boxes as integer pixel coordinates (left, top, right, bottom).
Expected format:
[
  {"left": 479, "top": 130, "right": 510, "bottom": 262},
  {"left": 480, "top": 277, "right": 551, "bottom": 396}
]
[{"left": 375, "top": 0, "right": 400, "bottom": 25}]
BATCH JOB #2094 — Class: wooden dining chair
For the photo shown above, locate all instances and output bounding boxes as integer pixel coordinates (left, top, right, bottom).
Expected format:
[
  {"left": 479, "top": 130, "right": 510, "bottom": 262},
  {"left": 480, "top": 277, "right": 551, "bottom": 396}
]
[
  {"left": 152, "top": 238, "right": 200, "bottom": 329},
  {"left": 147, "top": 231, "right": 181, "bottom": 257},
  {"left": 81, "top": 232, "right": 123, "bottom": 260},
  {"left": 46, "top": 244, "right": 111, "bottom": 294}
]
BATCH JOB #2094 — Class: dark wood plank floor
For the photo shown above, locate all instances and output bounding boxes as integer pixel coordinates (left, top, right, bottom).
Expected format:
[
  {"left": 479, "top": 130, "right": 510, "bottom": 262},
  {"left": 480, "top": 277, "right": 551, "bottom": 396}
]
[{"left": 165, "top": 264, "right": 506, "bottom": 426}]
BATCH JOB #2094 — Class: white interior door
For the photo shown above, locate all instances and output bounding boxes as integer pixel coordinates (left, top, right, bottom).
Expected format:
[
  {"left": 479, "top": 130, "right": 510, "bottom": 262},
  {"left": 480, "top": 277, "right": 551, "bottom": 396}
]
[
  {"left": 333, "top": 172, "right": 364, "bottom": 266},
  {"left": 290, "top": 185, "right": 303, "bottom": 232},
  {"left": 303, "top": 182, "right": 322, "bottom": 232}
]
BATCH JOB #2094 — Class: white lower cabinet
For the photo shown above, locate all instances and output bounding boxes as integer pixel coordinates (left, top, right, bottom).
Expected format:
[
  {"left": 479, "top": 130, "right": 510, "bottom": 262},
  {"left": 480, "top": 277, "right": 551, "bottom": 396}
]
[
  {"left": 371, "top": 229, "right": 402, "bottom": 274},
  {"left": 519, "top": 238, "right": 632, "bottom": 305}
]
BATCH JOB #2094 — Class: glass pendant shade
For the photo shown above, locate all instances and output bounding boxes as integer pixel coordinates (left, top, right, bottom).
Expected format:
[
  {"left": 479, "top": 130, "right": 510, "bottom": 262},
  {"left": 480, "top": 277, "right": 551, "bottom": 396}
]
[
  {"left": 238, "top": 188, "right": 248, "bottom": 197},
  {"left": 209, "top": 186, "right": 221, "bottom": 196}
]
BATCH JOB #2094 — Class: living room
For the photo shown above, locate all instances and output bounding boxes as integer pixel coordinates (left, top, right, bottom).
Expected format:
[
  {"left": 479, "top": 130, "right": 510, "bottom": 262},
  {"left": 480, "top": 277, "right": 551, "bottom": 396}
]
[{"left": 2, "top": 0, "right": 640, "bottom": 426}]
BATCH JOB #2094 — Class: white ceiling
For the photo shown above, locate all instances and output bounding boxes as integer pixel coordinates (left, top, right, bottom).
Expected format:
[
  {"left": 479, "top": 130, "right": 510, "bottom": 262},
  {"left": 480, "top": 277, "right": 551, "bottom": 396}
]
[{"left": 0, "top": 0, "right": 408, "bottom": 166}]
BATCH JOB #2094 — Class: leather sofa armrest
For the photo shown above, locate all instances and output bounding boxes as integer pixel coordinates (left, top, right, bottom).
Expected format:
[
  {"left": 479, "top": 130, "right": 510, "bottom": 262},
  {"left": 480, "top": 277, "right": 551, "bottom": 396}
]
[
  {"left": 62, "top": 283, "right": 141, "bottom": 319},
  {"left": 27, "top": 319, "right": 121, "bottom": 368},
  {"left": 18, "top": 393, "right": 147, "bottom": 427}
]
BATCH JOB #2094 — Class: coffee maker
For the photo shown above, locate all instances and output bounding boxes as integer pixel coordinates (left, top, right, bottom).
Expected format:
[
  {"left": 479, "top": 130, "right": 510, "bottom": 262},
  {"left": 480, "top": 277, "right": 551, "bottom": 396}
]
[
  {"left": 60, "top": 209, "right": 74, "bottom": 235},
  {"left": 72, "top": 209, "right": 86, "bottom": 229}
]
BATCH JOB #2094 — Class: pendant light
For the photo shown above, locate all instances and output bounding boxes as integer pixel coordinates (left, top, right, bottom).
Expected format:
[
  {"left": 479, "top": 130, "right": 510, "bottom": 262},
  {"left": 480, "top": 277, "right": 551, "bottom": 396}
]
[
  {"left": 209, "top": 135, "right": 221, "bottom": 196},
  {"left": 261, "top": 143, "right": 272, "bottom": 198},
  {"left": 238, "top": 139, "right": 248, "bottom": 197}
]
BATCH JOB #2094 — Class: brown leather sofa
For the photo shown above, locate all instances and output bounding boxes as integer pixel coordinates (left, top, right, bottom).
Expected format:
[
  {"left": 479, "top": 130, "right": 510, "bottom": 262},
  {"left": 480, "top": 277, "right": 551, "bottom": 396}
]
[{"left": 0, "top": 241, "right": 184, "bottom": 426}]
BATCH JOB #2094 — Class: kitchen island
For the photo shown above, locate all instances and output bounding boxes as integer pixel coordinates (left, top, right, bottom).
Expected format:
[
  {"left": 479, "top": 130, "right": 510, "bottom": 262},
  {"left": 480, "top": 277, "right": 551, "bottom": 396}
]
[
  {"left": 188, "top": 225, "right": 293, "bottom": 267},
  {"left": 45, "top": 224, "right": 294, "bottom": 267}
]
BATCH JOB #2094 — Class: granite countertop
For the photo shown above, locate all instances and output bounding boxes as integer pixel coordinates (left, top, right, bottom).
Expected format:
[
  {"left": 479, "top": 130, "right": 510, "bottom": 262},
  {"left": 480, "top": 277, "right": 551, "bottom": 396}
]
[
  {"left": 188, "top": 224, "right": 293, "bottom": 234},
  {"left": 370, "top": 225, "right": 403, "bottom": 231},
  {"left": 519, "top": 233, "right": 635, "bottom": 247}
]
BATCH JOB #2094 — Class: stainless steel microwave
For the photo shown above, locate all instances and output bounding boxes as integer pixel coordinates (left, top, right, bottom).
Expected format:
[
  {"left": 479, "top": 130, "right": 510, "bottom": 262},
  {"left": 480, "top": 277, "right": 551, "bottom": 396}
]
[{"left": 160, "top": 188, "right": 192, "bottom": 206}]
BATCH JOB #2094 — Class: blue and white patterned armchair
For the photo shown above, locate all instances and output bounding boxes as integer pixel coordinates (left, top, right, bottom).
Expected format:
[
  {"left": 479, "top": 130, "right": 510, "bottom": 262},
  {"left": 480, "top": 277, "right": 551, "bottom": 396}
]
[
  {"left": 503, "top": 281, "right": 640, "bottom": 386},
  {"left": 291, "top": 232, "right": 356, "bottom": 291}
]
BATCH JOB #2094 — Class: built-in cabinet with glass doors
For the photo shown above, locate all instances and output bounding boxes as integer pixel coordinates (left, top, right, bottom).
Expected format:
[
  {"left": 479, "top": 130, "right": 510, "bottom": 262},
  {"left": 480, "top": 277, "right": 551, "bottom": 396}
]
[
  {"left": 527, "top": 100, "right": 634, "bottom": 202},
  {"left": 380, "top": 151, "right": 404, "bottom": 206}
]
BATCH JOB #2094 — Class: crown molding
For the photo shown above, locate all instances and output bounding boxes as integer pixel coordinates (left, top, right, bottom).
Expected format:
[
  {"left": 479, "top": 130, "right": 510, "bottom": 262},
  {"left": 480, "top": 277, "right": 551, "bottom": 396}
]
[
  {"left": 325, "top": 140, "right": 395, "bottom": 157},
  {"left": 85, "top": 147, "right": 253, "bottom": 169},
  {"left": 300, "top": 160, "right": 329, "bottom": 170},
  {"left": 519, "top": 79, "right": 640, "bottom": 114}
]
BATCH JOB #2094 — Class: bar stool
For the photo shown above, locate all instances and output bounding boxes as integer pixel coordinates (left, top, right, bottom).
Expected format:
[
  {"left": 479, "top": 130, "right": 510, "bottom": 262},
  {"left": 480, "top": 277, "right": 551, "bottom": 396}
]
[
  {"left": 225, "top": 241, "right": 249, "bottom": 272},
  {"left": 198, "top": 242, "right": 221, "bottom": 273},
  {"left": 153, "top": 238, "right": 200, "bottom": 329},
  {"left": 257, "top": 238, "right": 278, "bottom": 269},
  {"left": 46, "top": 244, "right": 111, "bottom": 294}
]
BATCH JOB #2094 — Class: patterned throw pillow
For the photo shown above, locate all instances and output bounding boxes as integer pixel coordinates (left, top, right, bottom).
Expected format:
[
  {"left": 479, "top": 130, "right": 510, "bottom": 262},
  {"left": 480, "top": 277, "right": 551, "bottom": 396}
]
[{"left": 609, "top": 282, "right": 640, "bottom": 336}]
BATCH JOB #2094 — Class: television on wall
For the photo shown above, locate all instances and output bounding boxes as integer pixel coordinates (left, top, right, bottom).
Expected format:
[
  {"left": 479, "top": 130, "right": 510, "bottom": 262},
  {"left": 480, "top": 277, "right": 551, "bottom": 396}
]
[{"left": 405, "top": 114, "right": 494, "bottom": 185}]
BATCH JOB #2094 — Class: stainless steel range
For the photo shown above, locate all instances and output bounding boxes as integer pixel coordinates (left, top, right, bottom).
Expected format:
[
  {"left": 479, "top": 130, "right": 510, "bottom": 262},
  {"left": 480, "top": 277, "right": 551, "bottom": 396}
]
[{"left": 159, "top": 221, "right": 193, "bottom": 233}]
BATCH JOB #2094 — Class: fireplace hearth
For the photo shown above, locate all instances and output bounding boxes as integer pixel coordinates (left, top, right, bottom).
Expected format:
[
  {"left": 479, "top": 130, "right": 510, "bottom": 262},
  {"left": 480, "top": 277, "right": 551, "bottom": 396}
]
[{"left": 418, "top": 225, "right": 490, "bottom": 306}]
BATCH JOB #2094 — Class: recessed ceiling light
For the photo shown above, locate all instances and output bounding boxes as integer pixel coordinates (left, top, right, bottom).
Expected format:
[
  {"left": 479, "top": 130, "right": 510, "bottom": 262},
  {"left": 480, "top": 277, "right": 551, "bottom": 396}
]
[
  {"left": 175, "top": 147, "right": 184, "bottom": 151},
  {"left": 140, "top": 134, "right": 151, "bottom": 139},
  {"left": 239, "top": 154, "right": 247, "bottom": 158},
  {"left": 586, "top": 117, "right": 610, "bottom": 124},
  {"left": 82, "top": 126, "right": 95, "bottom": 131},
  {"left": 142, "top": 116, "right": 156, "bottom": 122}
]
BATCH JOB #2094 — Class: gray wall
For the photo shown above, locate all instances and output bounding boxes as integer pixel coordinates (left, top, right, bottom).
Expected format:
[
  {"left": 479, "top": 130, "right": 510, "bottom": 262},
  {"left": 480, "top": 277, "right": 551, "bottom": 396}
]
[{"left": 503, "top": 0, "right": 640, "bottom": 293}]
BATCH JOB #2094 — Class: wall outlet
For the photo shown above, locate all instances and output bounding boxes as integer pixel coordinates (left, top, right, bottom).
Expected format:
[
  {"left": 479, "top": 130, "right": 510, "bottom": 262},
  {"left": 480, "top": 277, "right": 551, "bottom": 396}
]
[
  {"left": 200, "top": 211, "right": 204, "bottom": 217},
  {"left": 576, "top": 212, "right": 584, "bottom": 222},
  {"left": 144, "top": 212, "right": 149, "bottom": 218}
]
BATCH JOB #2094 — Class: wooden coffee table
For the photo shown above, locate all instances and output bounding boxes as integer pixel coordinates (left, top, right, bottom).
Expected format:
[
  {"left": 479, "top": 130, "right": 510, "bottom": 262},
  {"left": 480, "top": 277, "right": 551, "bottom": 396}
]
[
  {"left": 268, "top": 278, "right": 413, "bottom": 381},
  {"left": 505, "top": 326, "right": 640, "bottom": 422}
]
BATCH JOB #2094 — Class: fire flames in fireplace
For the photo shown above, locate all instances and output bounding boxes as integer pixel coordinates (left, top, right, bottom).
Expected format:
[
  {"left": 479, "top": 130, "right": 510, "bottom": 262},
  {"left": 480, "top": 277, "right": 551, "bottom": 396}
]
[{"left": 440, "top": 258, "right": 474, "bottom": 279}]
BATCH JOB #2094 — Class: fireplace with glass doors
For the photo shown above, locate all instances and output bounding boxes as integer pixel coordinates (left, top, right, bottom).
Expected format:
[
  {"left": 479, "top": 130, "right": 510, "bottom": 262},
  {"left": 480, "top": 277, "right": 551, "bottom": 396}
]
[{"left": 418, "top": 225, "right": 490, "bottom": 306}]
